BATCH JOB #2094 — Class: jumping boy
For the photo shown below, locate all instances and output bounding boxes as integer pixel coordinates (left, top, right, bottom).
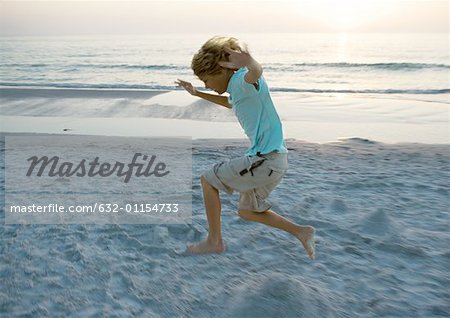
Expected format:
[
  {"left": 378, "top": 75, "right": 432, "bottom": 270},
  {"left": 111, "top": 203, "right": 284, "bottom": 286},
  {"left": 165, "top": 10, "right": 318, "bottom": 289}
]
[{"left": 175, "top": 36, "right": 315, "bottom": 259}]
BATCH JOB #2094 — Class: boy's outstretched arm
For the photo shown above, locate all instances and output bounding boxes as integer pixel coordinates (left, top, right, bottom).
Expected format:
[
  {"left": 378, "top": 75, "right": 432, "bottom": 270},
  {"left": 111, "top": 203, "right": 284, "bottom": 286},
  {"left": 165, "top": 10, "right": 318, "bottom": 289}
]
[
  {"left": 219, "top": 46, "right": 263, "bottom": 85},
  {"left": 194, "top": 90, "right": 232, "bottom": 109},
  {"left": 175, "top": 79, "right": 231, "bottom": 109}
]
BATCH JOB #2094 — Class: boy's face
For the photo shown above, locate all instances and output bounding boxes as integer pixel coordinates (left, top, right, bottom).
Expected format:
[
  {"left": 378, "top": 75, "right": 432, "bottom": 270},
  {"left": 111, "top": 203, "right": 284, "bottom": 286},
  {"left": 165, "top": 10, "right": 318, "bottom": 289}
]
[{"left": 200, "top": 68, "right": 233, "bottom": 95}]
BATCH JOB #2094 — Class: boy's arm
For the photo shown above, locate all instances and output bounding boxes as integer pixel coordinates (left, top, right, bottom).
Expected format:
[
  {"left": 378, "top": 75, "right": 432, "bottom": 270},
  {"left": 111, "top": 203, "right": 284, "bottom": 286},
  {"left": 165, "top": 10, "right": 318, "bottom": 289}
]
[
  {"left": 194, "top": 91, "right": 232, "bottom": 109},
  {"left": 219, "top": 46, "right": 263, "bottom": 84},
  {"left": 175, "top": 79, "right": 231, "bottom": 109},
  {"left": 244, "top": 58, "right": 263, "bottom": 85}
]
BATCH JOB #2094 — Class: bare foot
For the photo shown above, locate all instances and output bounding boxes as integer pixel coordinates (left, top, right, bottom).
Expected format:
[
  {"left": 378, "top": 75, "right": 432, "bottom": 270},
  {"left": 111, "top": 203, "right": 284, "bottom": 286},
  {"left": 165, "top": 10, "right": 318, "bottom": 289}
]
[
  {"left": 185, "top": 238, "right": 226, "bottom": 255},
  {"left": 295, "top": 226, "right": 315, "bottom": 260}
]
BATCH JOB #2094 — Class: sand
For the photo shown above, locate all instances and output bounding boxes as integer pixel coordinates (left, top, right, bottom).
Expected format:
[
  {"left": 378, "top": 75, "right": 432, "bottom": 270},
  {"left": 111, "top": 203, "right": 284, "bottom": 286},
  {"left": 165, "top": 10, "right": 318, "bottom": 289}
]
[{"left": 0, "top": 87, "right": 449, "bottom": 317}]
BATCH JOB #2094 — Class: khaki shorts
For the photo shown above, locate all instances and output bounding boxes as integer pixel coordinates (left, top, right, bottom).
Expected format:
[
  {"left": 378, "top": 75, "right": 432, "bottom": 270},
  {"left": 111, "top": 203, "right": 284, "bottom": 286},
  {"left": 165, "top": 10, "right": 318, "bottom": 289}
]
[{"left": 202, "top": 152, "right": 288, "bottom": 212}]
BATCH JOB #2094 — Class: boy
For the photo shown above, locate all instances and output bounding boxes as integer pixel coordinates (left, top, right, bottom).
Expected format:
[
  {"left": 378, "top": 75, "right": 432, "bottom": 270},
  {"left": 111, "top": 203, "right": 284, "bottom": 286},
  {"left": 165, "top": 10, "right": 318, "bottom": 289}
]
[{"left": 175, "top": 36, "right": 315, "bottom": 259}]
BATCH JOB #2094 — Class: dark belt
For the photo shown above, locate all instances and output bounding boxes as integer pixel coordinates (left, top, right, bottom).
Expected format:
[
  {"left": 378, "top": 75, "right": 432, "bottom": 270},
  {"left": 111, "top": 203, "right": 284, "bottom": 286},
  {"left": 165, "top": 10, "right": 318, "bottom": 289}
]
[
  {"left": 256, "top": 151, "right": 278, "bottom": 157},
  {"left": 257, "top": 151, "right": 273, "bottom": 157}
]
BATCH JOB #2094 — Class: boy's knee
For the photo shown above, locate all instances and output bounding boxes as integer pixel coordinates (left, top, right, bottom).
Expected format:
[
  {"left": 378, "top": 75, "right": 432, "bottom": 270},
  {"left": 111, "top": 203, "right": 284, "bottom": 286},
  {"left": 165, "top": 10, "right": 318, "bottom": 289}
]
[
  {"left": 200, "top": 175, "right": 216, "bottom": 190},
  {"left": 200, "top": 175, "right": 209, "bottom": 185},
  {"left": 238, "top": 209, "right": 269, "bottom": 219},
  {"left": 238, "top": 209, "right": 253, "bottom": 220}
]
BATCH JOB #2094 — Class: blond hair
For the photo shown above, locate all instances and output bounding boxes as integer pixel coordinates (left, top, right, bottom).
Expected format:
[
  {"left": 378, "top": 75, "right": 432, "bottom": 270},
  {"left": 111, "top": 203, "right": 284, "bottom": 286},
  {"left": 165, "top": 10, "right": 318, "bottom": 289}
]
[{"left": 191, "top": 36, "right": 247, "bottom": 80}]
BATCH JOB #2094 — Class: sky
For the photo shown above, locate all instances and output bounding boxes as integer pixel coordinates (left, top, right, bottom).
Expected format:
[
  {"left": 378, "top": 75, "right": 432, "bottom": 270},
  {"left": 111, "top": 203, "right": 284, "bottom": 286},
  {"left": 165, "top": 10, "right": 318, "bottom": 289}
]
[{"left": 0, "top": 0, "right": 448, "bottom": 36}]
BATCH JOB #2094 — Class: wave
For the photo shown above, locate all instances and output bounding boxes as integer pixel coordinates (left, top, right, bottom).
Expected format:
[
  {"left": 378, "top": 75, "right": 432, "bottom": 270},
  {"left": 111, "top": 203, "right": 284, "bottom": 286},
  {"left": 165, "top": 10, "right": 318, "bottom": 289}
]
[
  {"left": 1, "top": 63, "right": 187, "bottom": 71},
  {"left": 269, "top": 88, "right": 450, "bottom": 94},
  {"left": 266, "top": 62, "right": 450, "bottom": 71},
  {"left": 0, "top": 82, "right": 174, "bottom": 90},
  {"left": 1, "top": 82, "right": 449, "bottom": 95},
  {"left": 2, "top": 62, "right": 449, "bottom": 72}
]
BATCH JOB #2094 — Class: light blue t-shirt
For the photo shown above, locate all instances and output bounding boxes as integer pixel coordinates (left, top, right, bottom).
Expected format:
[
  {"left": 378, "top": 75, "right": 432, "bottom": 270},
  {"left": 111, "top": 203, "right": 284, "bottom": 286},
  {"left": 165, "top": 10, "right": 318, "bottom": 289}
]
[{"left": 226, "top": 67, "right": 288, "bottom": 156}]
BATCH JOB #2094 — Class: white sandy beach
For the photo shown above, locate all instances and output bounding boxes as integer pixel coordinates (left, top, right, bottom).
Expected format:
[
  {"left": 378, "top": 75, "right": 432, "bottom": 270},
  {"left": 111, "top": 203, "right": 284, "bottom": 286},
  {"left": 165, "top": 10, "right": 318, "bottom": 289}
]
[
  {"left": 1, "top": 87, "right": 449, "bottom": 317},
  {"left": 1, "top": 134, "right": 449, "bottom": 317}
]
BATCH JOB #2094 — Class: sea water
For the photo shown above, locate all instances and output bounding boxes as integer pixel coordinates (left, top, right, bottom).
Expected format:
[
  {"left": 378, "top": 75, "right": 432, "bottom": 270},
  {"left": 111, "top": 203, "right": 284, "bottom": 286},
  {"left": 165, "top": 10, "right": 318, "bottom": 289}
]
[{"left": 1, "top": 33, "right": 448, "bottom": 103}]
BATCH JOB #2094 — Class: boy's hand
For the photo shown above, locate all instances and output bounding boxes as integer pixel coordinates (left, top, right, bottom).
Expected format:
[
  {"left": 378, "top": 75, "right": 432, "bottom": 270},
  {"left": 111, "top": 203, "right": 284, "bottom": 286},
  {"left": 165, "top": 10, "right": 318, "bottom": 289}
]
[
  {"left": 218, "top": 46, "right": 254, "bottom": 70},
  {"left": 219, "top": 46, "right": 263, "bottom": 84},
  {"left": 175, "top": 79, "right": 198, "bottom": 96}
]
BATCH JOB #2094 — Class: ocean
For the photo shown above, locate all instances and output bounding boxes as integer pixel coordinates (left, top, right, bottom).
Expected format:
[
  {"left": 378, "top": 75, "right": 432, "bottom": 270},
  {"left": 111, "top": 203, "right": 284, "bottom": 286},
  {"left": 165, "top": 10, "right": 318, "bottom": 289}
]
[{"left": 1, "top": 33, "right": 448, "bottom": 103}]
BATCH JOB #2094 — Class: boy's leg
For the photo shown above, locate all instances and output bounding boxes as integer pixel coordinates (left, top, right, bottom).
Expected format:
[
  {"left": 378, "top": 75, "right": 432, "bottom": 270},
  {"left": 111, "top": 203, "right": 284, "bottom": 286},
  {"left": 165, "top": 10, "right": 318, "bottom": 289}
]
[
  {"left": 186, "top": 176, "right": 226, "bottom": 254},
  {"left": 238, "top": 209, "right": 315, "bottom": 260}
]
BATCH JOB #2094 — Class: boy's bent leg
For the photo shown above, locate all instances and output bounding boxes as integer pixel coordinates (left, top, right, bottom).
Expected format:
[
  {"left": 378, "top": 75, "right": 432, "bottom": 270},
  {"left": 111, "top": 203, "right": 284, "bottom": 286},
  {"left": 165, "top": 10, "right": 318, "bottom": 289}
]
[
  {"left": 238, "top": 209, "right": 315, "bottom": 260},
  {"left": 186, "top": 176, "right": 226, "bottom": 255}
]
